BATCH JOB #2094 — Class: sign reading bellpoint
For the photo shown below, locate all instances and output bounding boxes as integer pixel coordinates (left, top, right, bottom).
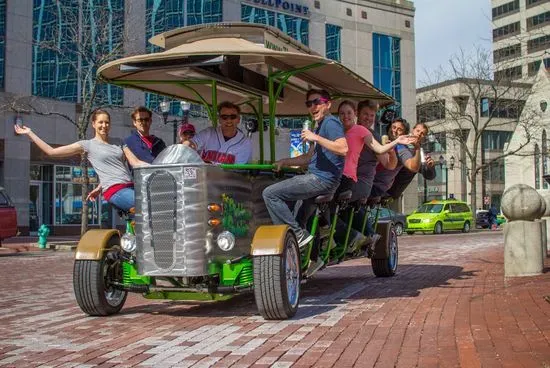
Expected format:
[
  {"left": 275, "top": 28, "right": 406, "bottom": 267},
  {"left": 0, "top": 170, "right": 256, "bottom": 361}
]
[{"left": 247, "top": 0, "right": 309, "bottom": 17}]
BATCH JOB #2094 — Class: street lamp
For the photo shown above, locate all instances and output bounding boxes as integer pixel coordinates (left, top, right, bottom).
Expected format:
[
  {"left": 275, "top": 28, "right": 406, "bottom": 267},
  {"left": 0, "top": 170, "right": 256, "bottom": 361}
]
[
  {"left": 439, "top": 155, "right": 455, "bottom": 199},
  {"left": 423, "top": 132, "right": 437, "bottom": 203},
  {"left": 160, "top": 100, "right": 192, "bottom": 144}
]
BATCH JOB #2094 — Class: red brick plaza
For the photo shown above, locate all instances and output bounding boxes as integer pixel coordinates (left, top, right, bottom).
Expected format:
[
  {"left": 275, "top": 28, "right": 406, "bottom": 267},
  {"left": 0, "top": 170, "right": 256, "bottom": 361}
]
[{"left": 0, "top": 231, "right": 549, "bottom": 367}]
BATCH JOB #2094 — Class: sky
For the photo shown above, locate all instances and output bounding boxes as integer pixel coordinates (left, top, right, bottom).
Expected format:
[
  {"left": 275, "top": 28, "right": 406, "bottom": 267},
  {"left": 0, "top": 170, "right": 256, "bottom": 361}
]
[{"left": 414, "top": 0, "right": 492, "bottom": 86}]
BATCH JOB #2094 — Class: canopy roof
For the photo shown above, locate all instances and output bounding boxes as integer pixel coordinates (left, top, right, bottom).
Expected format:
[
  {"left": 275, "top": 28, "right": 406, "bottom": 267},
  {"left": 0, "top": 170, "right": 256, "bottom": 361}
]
[{"left": 97, "top": 23, "right": 394, "bottom": 116}]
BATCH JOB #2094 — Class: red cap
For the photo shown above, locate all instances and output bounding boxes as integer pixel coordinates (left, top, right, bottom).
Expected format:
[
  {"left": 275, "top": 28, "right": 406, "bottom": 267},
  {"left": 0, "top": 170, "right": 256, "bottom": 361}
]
[{"left": 179, "top": 123, "right": 195, "bottom": 135}]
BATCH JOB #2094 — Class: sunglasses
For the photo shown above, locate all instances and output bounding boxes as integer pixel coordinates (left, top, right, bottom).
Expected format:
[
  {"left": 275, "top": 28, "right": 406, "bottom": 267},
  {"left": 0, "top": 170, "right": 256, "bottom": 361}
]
[
  {"left": 305, "top": 97, "right": 329, "bottom": 108},
  {"left": 220, "top": 114, "right": 238, "bottom": 120}
]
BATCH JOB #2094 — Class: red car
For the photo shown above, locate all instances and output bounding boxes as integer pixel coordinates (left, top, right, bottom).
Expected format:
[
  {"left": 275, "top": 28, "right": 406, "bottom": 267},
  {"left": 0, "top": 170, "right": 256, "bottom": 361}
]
[{"left": 0, "top": 187, "right": 17, "bottom": 244}]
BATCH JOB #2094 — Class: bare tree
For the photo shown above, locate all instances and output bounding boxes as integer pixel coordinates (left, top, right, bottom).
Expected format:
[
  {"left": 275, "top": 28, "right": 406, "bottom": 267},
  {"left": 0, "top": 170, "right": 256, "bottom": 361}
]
[
  {"left": 417, "top": 47, "right": 543, "bottom": 211},
  {"left": 4, "top": 2, "right": 129, "bottom": 235}
]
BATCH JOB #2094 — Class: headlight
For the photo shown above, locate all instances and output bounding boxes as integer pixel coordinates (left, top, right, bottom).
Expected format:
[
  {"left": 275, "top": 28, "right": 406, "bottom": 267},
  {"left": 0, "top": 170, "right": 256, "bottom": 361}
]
[
  {"left": 120, "top": 233, "right": 136, "bottom": 252},
  {"left": 422, "top": 218, "right": 432, "bottom": 223},
  {"left": 217, "top": 231, "right": 235, "bottom": 251}
]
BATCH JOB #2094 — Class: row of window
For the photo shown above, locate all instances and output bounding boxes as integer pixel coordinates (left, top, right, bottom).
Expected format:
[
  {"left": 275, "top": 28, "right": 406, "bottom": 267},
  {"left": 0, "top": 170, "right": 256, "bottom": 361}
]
[
  {"left": 527, "top": 34, "right": 550, "bottom": 54},
  {"left": 417, "top": 100, "right": 445, "bottom": 123},
  {"left": 528, "top": 57, "right": 550, "bottom": 76},
  {"left": 493, "top": 43, "right": 521, "bottom": 63},
  {"left": 493, "top": 21, "right": 520, "bottom": 41},
  {"left": 480, "top": 98, "right": 525, "bottom": 119},
  {"left": 494, "top": 65, "right": 523, "bottom": 80},
  {"left": 492, "top": 0, "right": 519, "bottom": 19},
  {"left": 527, "top": 10, "right": 550, "bottom": 30},
  {"left": 527, "top": 0, "right": 550, "bottom": 8}
]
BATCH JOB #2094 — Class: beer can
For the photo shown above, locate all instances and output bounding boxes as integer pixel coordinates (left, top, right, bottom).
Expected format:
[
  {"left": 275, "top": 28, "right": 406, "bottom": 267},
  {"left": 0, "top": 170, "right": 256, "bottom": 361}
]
[
  {"left": 303, "top": 120, "right": 310, "bottom": 131},
  {"left": 381, "top": 135, "right": 389, "bottom": 145}
]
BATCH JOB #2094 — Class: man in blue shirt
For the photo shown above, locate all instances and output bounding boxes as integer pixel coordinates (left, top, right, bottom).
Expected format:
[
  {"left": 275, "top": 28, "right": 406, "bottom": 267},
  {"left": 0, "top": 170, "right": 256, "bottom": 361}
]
[
  {"left": 263, "top": 89, "right": 348, "bottom": 252},
  {"left": 124, "top": 106, "right": 167, "bottom": 164}
]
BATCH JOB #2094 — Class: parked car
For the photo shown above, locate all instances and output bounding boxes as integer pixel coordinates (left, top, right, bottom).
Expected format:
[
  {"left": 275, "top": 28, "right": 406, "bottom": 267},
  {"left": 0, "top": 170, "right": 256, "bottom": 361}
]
[
  {"left": 476, "top": 210, "right": 506, "bottom": 229},
  {"left": 406, "top": 200, "right": 474, "bottom": 235},
  {"left": 0, "top": 187, "right": 18, "bottom": 244},
  {"left": 369, "top": 207, "right": 407, "bottom": 236}
]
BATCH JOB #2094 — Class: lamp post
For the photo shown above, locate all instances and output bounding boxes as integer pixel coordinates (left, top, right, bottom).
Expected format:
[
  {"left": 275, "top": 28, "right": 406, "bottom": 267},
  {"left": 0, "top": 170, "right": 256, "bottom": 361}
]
[
  {"left": 160, "top": 100, "right": 191, "bottom": 144},
  {"left": 423, "top": 132, "right": 437, "bottom": 203},
  {"left": 438, "top": 155, "right": 455, "bottom": 199}
]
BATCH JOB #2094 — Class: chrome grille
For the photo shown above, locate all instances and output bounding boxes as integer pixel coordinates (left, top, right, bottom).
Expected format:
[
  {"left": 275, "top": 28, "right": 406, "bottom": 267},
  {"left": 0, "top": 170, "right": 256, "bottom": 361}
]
[{"left": 147, "top": 171, "right": 178, "bottom": 270}]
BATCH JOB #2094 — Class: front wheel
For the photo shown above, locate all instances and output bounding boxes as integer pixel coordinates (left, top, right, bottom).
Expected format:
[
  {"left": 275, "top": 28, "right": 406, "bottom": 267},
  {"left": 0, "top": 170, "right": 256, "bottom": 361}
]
[
  {"left": 462, "top": 221, "right": 471, "bottom": 233},
  {"left": 73, "top": 237, "right": 127, "bottom": 316},
  {"left": 433, "top": 221, "right": 443, "bottom": 235},
  {"left": 253, "top": 230, "right": 301, "bottom": 320}
]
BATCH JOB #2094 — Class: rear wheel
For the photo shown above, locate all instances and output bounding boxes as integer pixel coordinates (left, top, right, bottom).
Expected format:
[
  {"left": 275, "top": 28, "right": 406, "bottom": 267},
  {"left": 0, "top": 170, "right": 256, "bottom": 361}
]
[
  {"left": 254, "top": 230, "right": 300, "bottom": 320},
  {"left": 394, "top": 222, "right": 404, "bottom": 236},
  {"left": 73, "top": 236, "right": 127, "bottom": 316},
  {"left": 462, "top": 221, "right": 471, "bottom": 233},
  {"left": 433, "top": 222, "right": 443, "bottom": 234},
  {"left": 372, "top": 225, "right": 398, "bottom": 277}
]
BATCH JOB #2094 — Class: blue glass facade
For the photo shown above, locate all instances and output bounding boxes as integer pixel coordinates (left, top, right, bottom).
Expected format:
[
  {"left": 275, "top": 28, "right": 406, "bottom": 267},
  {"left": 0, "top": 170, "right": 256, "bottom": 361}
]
[
  {"left": 325, "top": 24, "right": 341, "bottom": 62},
  {"left": 145, "top": 0, "right": 222, "bottom": 114},
  {"left": 373, "top": 33, "right": 401, "bottom": 114},
  {"left": 32, "top": 0, "right": 124, "bottom": 104},
  {"left": 0, "top": 0, "right": 6, "bottom": 89},
  {"left": 241, "top": 4, "right": 309, "bottom": 45}
]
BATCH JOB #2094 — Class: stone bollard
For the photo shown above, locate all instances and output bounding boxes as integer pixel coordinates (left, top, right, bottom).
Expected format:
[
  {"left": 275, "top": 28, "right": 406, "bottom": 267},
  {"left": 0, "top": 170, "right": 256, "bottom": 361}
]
[
  {"left": 501, "top": 184, "right": 545, "bottom": 277},
  {"left": 541, "top": 193, "right": 550, "bottom": 257}
]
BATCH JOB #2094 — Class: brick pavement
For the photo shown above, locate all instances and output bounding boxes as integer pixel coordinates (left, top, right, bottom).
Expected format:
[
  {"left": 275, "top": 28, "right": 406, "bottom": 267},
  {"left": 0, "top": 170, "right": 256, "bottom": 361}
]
[{"left": 0, "top": 231, "right": 548, "bottom": 367}]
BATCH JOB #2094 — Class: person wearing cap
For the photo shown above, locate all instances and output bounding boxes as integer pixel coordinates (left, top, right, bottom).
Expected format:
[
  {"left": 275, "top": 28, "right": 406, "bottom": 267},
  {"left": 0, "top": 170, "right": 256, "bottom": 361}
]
[
  {"left": 179, "top": 122, "right": 196, "bottom": 144},
  {"left": 124, "top": 106, "right": 167, "bottom": 164},
  {"left": 186, "top": 101, "right": 252, "bottom": 164}
]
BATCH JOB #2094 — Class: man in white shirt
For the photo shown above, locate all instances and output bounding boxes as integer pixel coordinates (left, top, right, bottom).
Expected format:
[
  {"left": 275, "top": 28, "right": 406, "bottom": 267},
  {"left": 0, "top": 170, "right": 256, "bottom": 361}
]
[{"left": 188, "top": 101, "right": 252, "bottom": 164}]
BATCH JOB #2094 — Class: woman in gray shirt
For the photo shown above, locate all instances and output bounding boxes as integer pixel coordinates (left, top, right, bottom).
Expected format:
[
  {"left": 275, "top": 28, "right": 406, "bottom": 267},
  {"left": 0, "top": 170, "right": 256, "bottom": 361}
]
[{"left": 14, "top": 109, "right": 148, "bottom": 211}]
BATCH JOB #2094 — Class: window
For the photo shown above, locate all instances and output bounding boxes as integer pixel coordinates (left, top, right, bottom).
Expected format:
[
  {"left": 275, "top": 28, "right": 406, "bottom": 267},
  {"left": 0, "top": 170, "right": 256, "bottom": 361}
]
[
  {"left": 528, "top": 35, "right": 550, "bottom": 54},
  {"left": 346, "top": 8, "right": 352, "bottom": 16},
  {"left": 145, "top": 0, "right": 188, "bottom": 115},
  {"left": 405, "top": 20, "right": 411, "bottom": 28},
  {"left": 492, "top": 0, "right": 519, "bottom": 19},
  {"left": 479, "top": 98, "right": 525, "bottom": 118},
  {"left": 362, "top": 10, "right": 368, "bottom": 19},
  {"left": 543, "top": 130, "right": 548, "bottom": 189},
  {"left": 417, "top": 100, "right": 445, "bottom": 123},
  {"left": 54, "top": 165, "right": 104, "bottom": 225},
  {"left": 535, "top": 143, "right": 541, "bottom": 189},
  {"left": 429, "top": 132, "right": 446, "bottom": 152},
  {"left": 325, "top": 24, "right": 341, "bottom": 62},
  {"left": 527, "top": 0, "right": 550, "bottom": 9},
  {"left": 373, "top": 33, "right": 401, "bottom": 115},
  {"left": 493, "top": 21, "right": 520, "bottom": 41},
  {"left": 241, "top": 5, "right": 309, "bottom": 46},
  {"left": 482, "top": 159, "right": 505, "bottom": 183},
  {"left": 527, "top": 11, "right": 550, "bottom": 30},
  {"left": 494, "top": 66, "right": 522, "bottom": 80},
  {"left": 0, "top": 0, "right": 5, "bottom": 89},
  {"left": 528, "top": 58, "right": 550, "bottom": 76},
  {"left": 482, "top": 131, "right": 512, "bottom": 150},
  {"left": 187, "top": 0, "right": 223, "bottom": 26},
  {"left": 32, "top": 0, "right": 124, "bottom": 104},
  {"left": 314, "top": 1, "right": 320, "bottom": 9},
  {"left": 493, "top": 43, "right": 521, "bottom": 63}
]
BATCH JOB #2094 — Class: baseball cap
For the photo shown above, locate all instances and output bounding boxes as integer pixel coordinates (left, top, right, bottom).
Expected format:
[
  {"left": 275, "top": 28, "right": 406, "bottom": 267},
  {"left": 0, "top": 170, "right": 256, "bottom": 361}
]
[{"left": 179, "top": 123, "right": 195, "bottom": 135}]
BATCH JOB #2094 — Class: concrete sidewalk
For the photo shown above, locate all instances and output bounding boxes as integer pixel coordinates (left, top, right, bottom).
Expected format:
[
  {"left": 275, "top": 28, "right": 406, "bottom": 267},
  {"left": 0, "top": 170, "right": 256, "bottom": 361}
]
[{"left": 0, "top": 235, "right": 79, "bottom": 253}]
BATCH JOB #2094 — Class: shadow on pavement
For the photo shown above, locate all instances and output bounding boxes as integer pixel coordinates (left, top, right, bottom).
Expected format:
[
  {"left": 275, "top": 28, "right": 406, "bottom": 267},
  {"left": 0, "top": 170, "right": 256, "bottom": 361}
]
[{"left": 120, "top": 264, "right": 474, "bottom": 319}]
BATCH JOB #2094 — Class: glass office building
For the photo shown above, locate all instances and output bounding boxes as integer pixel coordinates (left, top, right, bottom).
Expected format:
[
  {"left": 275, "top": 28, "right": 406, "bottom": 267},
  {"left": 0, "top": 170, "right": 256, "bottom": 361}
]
[{"left": 373, "top": 33, "right": 401, "bottom": 114}]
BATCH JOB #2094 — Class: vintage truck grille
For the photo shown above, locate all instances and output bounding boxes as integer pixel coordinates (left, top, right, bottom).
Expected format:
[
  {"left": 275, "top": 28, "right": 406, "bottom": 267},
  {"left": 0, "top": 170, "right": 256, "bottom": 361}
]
[{"left": 147, "top": 171, "right": 178, "bottom": 270}]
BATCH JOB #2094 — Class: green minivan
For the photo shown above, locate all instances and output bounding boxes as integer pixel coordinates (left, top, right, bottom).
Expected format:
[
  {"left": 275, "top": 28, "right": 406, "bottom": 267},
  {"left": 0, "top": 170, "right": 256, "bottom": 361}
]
[{"left": 406, "top": 200, "right": 474, "bottom": 235}]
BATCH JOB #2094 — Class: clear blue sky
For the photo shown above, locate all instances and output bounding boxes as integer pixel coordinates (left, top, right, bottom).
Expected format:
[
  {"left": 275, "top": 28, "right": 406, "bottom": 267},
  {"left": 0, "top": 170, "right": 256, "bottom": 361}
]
[{"left": 414, "top": 0, "right": 492, "bottom": 86}]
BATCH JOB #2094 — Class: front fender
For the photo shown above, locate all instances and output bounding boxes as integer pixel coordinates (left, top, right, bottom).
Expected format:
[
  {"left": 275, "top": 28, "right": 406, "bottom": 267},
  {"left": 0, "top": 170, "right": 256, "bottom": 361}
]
[
  {"left": 251, "top": 225, "right": 291, "bottom": 256},
  {"left": 75, "top": 229, "right": 120, "bottom": 260}
]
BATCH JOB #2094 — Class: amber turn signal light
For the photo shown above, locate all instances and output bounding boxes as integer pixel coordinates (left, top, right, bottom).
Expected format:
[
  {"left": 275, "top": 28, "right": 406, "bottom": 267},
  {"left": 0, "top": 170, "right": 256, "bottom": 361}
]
[
  {"left": 208, "top": 218, "right": 221, "bottom": 227},
  {"left": 208, "top": 203, "right": 222, "bottom": 212}
]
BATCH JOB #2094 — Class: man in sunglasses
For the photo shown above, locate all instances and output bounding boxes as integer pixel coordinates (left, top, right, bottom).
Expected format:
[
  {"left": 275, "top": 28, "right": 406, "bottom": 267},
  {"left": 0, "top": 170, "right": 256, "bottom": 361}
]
[
  {"left": 263, "top": 89, "right": 348, "bottom": 255},
  {"left": 124, "top": 106, "right": 167, "bottom": 165},
  {"left": 188, "top": 101, "right": 252, "bottom": 164}
]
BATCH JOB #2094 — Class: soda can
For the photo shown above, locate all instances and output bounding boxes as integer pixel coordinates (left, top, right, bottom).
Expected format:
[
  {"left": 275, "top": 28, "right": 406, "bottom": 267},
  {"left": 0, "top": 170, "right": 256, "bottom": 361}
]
[
  {"left": 381, "top": 135, "right": 389, "bottom": 145},
  {"left": 303, "top": 120, "right": 310, "bottom": 131}
]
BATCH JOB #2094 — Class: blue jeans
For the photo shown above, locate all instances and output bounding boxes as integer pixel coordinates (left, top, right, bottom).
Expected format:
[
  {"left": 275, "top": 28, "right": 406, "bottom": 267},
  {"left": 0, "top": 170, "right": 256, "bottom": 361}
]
[
  {"left": 263, "top": 174, "right": 336, "bottom": 238},
  {"left": 108, "top": 187, "right": 135, "bottom": 212}
]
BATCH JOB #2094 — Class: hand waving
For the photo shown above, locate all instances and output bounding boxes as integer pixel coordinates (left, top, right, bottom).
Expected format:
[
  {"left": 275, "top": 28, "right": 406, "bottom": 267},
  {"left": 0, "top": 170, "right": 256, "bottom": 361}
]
[{"left": 14, "top": 124, "right": 31, "bottom": 135}]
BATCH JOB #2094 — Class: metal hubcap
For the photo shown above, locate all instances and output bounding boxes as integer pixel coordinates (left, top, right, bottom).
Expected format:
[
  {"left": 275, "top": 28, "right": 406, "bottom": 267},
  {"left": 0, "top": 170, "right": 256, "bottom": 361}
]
[{"left": 285, "top": 240, "right": 300, "bottom": 308}]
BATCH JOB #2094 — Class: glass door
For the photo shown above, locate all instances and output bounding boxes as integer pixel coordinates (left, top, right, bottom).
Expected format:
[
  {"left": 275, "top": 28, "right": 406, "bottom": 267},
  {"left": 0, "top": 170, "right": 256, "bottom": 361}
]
[{"left": 29, "top": 183, "right": 41, "bottom": 234}]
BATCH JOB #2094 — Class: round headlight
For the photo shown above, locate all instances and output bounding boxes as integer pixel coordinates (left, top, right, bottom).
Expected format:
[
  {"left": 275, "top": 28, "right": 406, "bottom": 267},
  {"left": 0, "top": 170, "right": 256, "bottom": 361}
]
[
  {"left": 121, "top": 233, "right": 136, "bottom": 253},
  {"left": 217, "top": 231, "right": 235, "bottom": 251}
]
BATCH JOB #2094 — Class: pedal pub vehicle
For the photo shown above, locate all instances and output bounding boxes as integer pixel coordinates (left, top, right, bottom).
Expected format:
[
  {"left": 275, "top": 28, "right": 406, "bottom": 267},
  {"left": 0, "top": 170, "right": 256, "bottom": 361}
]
[{"left": 74, "top": 23, "right": 398, "bottom": 320}]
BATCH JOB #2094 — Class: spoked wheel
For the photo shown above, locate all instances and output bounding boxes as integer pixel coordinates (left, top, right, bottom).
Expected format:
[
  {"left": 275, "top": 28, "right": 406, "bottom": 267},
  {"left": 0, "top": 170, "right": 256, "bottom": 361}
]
[
  {"left": 73, "top": 236, "right": 127, "bottom": 316},
  {"left": 394, "top": 223, "right": 404, "bottom": 236},
  {"left": 254, "top": 230, "right": 301, "bottom": 320},
  {"left": 371, "top": 224, "right": 398, "bottom": 277}
]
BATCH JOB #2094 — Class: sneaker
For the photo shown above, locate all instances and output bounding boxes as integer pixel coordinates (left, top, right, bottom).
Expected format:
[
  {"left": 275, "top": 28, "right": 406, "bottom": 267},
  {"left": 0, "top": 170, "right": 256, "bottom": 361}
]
[
  {"left": 348, "top": 233, "right": 369, "bottom": 253},
  {"left": 297, "top": 230, "right": 314, "bottom": 248},
  {"left": 306, "top": 258, "right": 325, "bottom": 276}
]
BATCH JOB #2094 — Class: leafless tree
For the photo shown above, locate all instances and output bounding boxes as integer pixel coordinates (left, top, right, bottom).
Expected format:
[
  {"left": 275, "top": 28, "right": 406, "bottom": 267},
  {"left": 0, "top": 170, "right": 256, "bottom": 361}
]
[
  {"left": 417, "top": 46, "right": 543, "bottom": 211},
  {"left": 3, "top": 2, "right": 129, "bottom": 235}
]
